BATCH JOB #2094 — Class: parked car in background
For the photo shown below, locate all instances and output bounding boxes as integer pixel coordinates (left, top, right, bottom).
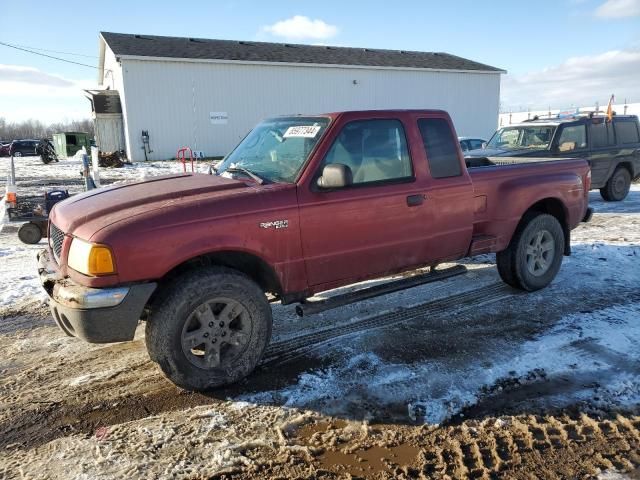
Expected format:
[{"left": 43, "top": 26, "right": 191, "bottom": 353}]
[
  {"left": 9, "top": 139, "right": 39, "bottom": 157},
  {"left": 458, "top": 136, "right": 486, "bottom": 152},
  {"left": 465, "top": 113, "right": 640, "bottom": 201}
]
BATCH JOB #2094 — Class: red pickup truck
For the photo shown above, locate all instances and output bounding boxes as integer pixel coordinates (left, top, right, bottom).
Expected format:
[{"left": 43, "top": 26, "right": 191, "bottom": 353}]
[{"left": 38, "top": 110, "right": 592, "bottom": 391}]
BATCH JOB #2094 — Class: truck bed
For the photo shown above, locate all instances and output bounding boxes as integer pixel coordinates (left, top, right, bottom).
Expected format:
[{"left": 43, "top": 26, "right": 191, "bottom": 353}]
[{"left": 466, "top": 157, "right": 590, "bottom": 254}]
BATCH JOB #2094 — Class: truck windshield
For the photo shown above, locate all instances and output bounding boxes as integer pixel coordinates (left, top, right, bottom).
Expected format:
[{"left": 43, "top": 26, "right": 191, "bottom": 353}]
[
  {"left": 216, "top": 117, "right": 330, "bottom": 183},
  {"left": 487, "top": 125, "right": 556, "bottom": 150}
]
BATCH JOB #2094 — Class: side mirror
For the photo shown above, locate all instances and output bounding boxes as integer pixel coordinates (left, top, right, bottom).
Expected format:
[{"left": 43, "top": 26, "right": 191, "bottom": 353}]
[
  {"left": 481, "top": 142, "right": 487, "bottom": 149},
  {"left": 316, "top": 163, "right": 353, "bottom": 189}
]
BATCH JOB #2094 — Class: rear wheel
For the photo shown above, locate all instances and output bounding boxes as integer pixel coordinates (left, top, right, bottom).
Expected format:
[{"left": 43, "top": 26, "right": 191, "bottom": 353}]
[
  {"left": 14, "top": 151, "right": 22, "bottom": 157},
  {"left": 146, "top": 267, "right": 272, "bottom": 391},
  {"left": 600, "top": 167, "right": 631, "bottom": 201},
  {"left": 496, "top": 213, "right": 564, "bottom": 291}
]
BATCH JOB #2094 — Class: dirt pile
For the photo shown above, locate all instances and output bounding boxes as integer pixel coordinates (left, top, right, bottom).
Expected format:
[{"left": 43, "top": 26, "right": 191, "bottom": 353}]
[{"left": 98, "top": 151, "right": 130, "bottom": 168}]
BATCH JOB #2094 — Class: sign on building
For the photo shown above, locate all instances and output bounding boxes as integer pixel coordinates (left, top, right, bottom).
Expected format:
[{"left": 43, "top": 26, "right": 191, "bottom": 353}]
[{"left": 210, "top": 112, "right": 229, "bottom": 125}]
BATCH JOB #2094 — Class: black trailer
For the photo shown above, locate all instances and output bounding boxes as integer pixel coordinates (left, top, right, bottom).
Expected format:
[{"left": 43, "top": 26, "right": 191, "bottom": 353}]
[{"left": 7, "top": 191, "right": 69, "bottom": 244}]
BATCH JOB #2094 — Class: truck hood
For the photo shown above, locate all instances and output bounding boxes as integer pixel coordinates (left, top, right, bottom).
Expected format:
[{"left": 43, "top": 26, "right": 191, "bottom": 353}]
[
  {"left": 465, "top": 147, "right": 549, "bottom": 157},
  {"left": 49, "top": 173, "right": 249, "bottom": 237}
]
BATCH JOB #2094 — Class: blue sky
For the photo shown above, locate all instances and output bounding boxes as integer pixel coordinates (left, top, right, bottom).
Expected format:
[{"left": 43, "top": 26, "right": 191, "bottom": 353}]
[{"left": 1, "top": 0, "right": 639, "bottom": 122}]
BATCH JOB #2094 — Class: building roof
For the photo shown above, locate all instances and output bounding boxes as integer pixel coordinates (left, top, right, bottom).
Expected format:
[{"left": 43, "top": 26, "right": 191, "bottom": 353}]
[{"left": 100, "top": 32, "right": 505, "bottom": 73}]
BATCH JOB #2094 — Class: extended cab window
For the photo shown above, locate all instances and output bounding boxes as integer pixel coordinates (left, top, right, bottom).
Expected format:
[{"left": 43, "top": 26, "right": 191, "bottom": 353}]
[
  {"left": 590, "top": 120, "right": 615, "bottom": 148},
  {"left": 615, "top": 120, "right": 640, "bottom": 144},
  {"left": 418, "top": 118, "right": 462, "bottom": 178},
  {"left": 556, "top": 124, "right": 587, "bottom": 152},
  {"left": 322, "top": 119, "right": 412, "bottom": 184}
]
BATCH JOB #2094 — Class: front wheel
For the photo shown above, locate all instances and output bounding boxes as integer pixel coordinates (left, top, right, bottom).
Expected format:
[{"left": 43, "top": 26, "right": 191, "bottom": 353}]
[
  {"left": 14, "top": 151, "right": 22, "bottom": 157},
  {"left": 496, "top": 213, "right": 565, "bottom": 291},
  {"left": 146, "top": 267, "right": 272, "bottom": 391},
  {"left": 600, "top": 167, "right": 631, "bottom": 202}
]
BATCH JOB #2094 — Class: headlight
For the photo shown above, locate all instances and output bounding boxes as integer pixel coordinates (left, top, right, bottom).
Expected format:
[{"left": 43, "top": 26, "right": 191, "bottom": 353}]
[{"left": 67, "top": 238, "right": 116, "bottom": 276}]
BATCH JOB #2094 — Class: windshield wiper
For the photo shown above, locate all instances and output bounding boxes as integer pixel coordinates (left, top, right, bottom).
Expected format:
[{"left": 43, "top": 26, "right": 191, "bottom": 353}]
[{"left": 224, "top": 166, "right": 268, "bottom": 185}]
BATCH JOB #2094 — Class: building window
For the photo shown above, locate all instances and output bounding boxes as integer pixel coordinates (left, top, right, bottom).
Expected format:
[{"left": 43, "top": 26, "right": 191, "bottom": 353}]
[{"left": 418, "top": 118, "right": 462, "bottom": 178}]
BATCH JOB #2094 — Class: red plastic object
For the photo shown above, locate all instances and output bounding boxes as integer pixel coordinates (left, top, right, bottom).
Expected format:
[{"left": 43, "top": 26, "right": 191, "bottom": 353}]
[{"left": 177, "top": 147, "right": 194, "bottom": 173}]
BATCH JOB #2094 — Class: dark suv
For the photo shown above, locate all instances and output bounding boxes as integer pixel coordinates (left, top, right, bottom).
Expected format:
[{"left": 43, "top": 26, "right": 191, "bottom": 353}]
[
  {"left": 9, "top": 139, "right": 39, "bottom": 157},
  {"left": 466, "top": 114, "right": 640, "bottom": 201}
]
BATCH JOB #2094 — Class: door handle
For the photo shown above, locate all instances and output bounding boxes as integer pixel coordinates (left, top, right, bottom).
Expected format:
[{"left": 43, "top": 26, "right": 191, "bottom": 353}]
[{"left": 406, "top": 194, "right": 425, "bottom": 207}]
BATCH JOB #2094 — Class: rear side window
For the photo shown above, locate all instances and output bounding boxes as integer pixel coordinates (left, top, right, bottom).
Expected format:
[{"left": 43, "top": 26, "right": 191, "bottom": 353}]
[
  {"left": 418, "top": 118, "right": 462, "bottom": 178},
  {"left": 614, "top": 120, "right": 640, "bottom": 144},
  {"left": 322, "top": 119, "right": 413, "bottom": 185},
  {"left": 590, "top": 120, "right": 615, "bottom": 148},
  {"left": 557, "top": 125, "right": 587, "bottom": 151}
]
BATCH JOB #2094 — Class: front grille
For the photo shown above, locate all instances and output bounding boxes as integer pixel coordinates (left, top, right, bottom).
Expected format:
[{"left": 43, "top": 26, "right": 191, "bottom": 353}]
[{"left": 49, "top": 223, "right": 64, "bottom": 261}]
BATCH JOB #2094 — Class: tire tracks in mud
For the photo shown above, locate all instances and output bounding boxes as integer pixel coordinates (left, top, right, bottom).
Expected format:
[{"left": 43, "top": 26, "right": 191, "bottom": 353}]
[
  {"left": 262, "top": 281, "right": 640, "bottom": 370},
  {"left": 263, "top": 282, "right": 515, "bottom": 364},
  {"left": 279, "top": 413, "right": 640, "bottom": 479},
  {"left": 419, "top": 414, "right": 640, "bottom": 478}
]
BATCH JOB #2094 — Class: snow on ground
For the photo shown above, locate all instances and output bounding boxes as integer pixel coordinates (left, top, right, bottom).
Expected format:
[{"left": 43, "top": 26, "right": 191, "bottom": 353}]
[{"left": 0, "top": 155, "right": 211, "bottom": 189}]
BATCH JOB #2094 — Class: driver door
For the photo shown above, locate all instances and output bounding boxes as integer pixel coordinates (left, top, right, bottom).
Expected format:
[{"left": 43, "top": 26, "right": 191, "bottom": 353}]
[{"left": 297, "top": 116, "right": 431, "bottom": 289}]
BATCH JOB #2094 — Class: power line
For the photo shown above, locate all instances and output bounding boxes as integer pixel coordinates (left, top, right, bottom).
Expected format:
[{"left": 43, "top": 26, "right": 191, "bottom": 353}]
[
  {"left": 10, "top": 42, "right": 97, "bottom": 59},
  {"left": 0, "top": 40, "right": 98, "bottom": 69}
]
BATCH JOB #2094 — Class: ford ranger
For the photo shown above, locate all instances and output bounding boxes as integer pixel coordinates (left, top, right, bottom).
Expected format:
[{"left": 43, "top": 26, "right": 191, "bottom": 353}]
[{"left": 37, "top": 110, "right": 592, "bottom": 391}]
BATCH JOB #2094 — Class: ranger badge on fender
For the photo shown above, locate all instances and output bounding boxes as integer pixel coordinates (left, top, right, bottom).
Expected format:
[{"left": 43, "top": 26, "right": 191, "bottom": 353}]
[{"left": 260, "top": 220, "right": 289, "bottom": 229}]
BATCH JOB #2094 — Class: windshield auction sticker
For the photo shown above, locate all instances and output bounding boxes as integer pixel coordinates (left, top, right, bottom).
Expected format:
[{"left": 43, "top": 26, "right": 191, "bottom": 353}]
[{"left": 283, "top": 125, "right": 321, "bottom": 138}]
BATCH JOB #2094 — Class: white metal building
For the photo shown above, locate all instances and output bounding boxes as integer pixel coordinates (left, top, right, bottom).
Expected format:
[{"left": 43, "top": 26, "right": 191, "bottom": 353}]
[{"left": 96, "top": 32, "right": 505, "bottom": 161}]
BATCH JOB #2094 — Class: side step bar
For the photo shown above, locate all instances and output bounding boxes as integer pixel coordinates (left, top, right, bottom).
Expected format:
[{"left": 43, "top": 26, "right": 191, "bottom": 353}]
[{"left": 295, "top": 264, "right": 468, "bottom": 317}]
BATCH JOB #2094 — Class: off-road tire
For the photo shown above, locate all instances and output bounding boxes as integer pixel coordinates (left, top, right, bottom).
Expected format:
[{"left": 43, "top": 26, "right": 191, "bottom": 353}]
[
  {"left": 145, "top": 267, "right": 272, "bottom": 391},
  {"left": 600, "top": 166, "right": 631, "bottom": 201},
  {"left": 496, "top": 213, "right": 564, "bottom": 291}
]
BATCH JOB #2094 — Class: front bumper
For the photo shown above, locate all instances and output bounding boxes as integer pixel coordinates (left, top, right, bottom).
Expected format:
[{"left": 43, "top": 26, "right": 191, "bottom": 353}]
[{"left": 38, "top": 248, "right": 156, "bottom": 343}]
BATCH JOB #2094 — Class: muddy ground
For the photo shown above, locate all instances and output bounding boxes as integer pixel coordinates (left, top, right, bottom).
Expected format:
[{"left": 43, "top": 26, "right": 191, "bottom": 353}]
[{"left": 0, "top": 158, "right": 639, "bottom": 479}]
